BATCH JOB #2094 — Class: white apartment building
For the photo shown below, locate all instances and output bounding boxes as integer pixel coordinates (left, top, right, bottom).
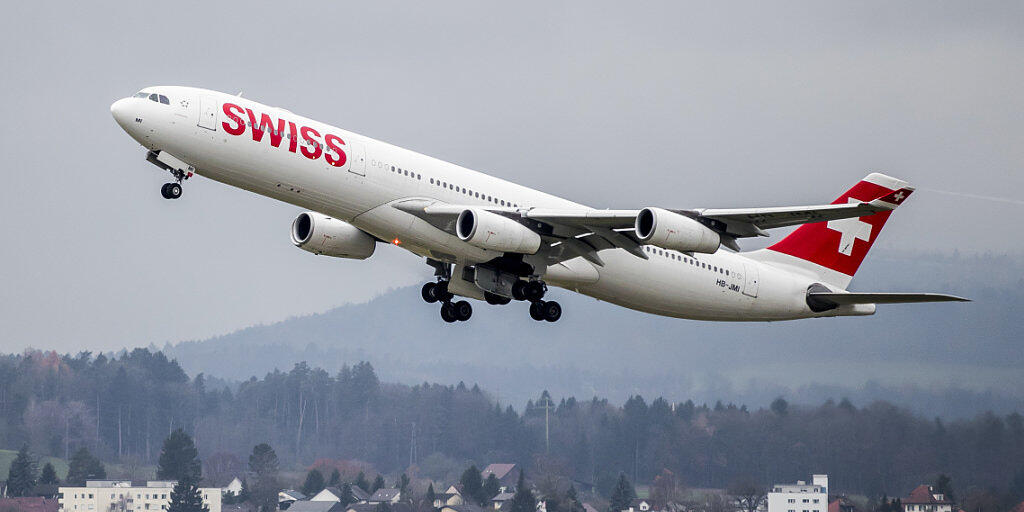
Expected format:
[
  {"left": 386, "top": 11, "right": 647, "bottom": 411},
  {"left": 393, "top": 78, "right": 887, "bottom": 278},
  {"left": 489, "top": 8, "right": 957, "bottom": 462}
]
[
  {"left": 767, "top": 475, "right": 829, "bottom": 512},
  {"left": 58, "top": 480, "right": 222, "bottom": 512}
]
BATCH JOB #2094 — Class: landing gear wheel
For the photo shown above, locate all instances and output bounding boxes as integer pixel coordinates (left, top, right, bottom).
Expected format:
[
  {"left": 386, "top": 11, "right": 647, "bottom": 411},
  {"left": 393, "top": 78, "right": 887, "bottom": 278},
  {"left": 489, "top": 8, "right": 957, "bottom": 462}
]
[
  {"left": 541, "top": 300, "right": 562, "bottom": 322},
  {"left": 162, "top": 182, "right": 182, "bottom": 199},
  {"left": 529, "top": 301, "right": 545, "bottom": 321},
  {"left": 484, "top": 292, "right": 511, "bottom": 305},
  {"left": 422, "top": 282, "right": 439, "bottom": 303},
  {"left": 453, "top": 300, "right": 473, "bottom": 321},
  {"left": 512, "top": 280, "right": 528, "bottom": 301},
  {"left": 440, "top": 302, "right": 457, "bottom": 323},
  {"left": 524, "top": 281, "right": 546, "bottom": 301},
  {"left": 433, "top": 281, "right": 453, "bottom": 302}
]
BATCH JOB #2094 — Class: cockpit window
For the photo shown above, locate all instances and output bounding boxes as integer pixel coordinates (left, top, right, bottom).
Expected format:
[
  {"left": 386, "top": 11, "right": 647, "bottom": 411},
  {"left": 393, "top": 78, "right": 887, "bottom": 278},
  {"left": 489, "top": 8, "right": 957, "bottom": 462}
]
[{"left": 134, "top": 91, "right": 170, "bottom": 104}]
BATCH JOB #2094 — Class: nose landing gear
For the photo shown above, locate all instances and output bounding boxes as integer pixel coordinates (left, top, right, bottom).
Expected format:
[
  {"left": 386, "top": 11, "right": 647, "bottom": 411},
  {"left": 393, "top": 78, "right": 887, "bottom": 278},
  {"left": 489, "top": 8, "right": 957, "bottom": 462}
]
[{"left": 160, "top": 182, "right": 182, "bottom": 199}]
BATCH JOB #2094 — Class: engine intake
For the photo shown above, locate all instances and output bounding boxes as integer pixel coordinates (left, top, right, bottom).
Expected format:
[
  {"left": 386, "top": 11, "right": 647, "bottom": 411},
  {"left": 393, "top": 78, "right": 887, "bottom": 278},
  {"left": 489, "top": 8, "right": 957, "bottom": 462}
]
[
  {"left": 635, "top": 207, "right": 721, "bottom": 254},
  {"left": 456, "top": 208, "right": 541, "bottom": 254},
  {"left": 291, "top": 212, "right": 376, "bottom": 259}
]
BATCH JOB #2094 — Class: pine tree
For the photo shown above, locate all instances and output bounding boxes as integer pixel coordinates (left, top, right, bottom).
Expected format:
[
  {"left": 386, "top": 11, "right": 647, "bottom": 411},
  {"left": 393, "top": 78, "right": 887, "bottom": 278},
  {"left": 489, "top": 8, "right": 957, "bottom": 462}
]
[
  {"left": 6, "top": 445, "right": 37, "bottom": 497},
  {"left": 249, "top": 443, "right": 280, "bottom": 512},
  {"left": 483, "top": 474, "right": 501, "bottom": 501},
  {"left": 67, "top": 448, "right": 106, "bottom": 486},
  {"left": 399, "top": 473, "right": 411, "bottom": 500},
  {"left": 566, "top": 485, "right": 585, "bottom": 512},
  {"left": 509, "top": 471, "right": 535, "bottom": 512},
  {"left": 168, "top": 473, "right": 209, "bottom": 512},
  {"left": 356, "top": 471, "right": 371, "bottom": 492},
  {"left": 608, "top": 474, "right": 636, "bottom": 512},
  {"left": 157, "top": 429, "right": 201, "bottom": 481},
  {"left": 302, "top": 468, "right": 326, "bottom": 496},
  {"left": 372, "top": 474, "right": 386, "bottom": 493},
  {"left": 426, "top": 483, "right": 437, "bottom": 508},
  {"left": 39, "top": 462, "right": 59, "bottom": 485},
  {"left": 329, "top": 468, "right": 342, "bottom": 487},
  {"left": 460, "top": 465, "right": 483, "bottom": 505},
  {"left": 339, "top": 482, "right": 357, "bottom": 506}
]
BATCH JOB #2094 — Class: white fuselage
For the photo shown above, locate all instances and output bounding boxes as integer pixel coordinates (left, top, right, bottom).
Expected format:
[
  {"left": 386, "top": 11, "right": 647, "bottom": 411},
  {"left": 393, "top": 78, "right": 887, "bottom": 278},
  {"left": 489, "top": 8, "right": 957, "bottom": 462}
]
[{"left": 111, "top": 86, "right": 870, "bottom": 321}]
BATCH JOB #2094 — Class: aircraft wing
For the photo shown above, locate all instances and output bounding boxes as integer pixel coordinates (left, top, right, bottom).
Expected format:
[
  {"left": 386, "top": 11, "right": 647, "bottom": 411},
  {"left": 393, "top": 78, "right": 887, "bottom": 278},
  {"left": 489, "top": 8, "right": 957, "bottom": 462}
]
[{"left": 394, "top": 191, "right": 910, "bottom": 266}]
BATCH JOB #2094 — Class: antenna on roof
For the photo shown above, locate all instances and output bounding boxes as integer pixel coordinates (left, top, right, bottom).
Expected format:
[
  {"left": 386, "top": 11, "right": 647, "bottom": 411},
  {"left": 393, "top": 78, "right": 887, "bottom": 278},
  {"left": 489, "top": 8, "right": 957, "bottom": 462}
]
[{"left": 237, "top": 91, "right": 244, "bottom": 97}]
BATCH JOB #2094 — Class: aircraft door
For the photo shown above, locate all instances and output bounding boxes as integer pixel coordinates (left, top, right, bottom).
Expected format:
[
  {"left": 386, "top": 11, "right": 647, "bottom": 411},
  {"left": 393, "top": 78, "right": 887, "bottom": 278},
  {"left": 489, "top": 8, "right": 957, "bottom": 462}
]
[
  {"left": 198, "top": 97, "right": 218, "bottom": 130},
  {"left": 742, "top": 262, "right": 759, "bottom": 298},
  {"left": 349, "top": 142, "right": 366, "bottom": 176}
]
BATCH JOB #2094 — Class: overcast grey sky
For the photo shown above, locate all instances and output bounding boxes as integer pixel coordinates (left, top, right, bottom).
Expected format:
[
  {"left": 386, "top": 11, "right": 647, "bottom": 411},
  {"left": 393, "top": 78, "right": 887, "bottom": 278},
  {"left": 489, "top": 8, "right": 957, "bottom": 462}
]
[{"left": 1, "top": 1, "right": 1021, "bottom": 353}]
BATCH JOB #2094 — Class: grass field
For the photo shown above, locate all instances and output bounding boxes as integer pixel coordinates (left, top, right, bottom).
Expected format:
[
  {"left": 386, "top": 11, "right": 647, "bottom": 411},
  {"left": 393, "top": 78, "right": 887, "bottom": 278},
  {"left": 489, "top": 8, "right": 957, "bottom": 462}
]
[{"left": 0, "top": 449, "right": 69, "bottom": 481}]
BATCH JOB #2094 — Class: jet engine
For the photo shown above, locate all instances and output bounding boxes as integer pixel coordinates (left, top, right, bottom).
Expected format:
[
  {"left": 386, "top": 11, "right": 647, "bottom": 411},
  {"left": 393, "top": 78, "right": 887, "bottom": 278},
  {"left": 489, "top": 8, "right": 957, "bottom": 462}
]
[
  {"left": 635, "top": 207, "right": 721, "bottom": 254},
  {"left": 291, "top": 212, "right": 376, "bottom": 259},
  {"left": 456, "top": 208, "right": 541, "bottom": 254}
]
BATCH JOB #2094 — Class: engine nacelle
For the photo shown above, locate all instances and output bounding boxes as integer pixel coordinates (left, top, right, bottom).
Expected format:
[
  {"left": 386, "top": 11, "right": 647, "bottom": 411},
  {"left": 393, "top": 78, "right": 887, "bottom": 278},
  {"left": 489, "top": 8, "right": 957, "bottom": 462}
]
[
  {"left": 635, "top": 207, "right": 721, "bottom": 254},
  {"left": 456, "top": 208, "right": 541, "bottom": 254},
  {"left": 291, "top": 212, "right": 376, "bottom": 259}
]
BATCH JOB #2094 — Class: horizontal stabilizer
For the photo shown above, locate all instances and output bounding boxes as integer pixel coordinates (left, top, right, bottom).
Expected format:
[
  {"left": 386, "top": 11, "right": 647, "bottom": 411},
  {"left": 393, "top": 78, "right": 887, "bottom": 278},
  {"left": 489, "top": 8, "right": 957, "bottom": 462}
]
[{"left": 808, "top": 292, "right": 970, "bottom": 304}]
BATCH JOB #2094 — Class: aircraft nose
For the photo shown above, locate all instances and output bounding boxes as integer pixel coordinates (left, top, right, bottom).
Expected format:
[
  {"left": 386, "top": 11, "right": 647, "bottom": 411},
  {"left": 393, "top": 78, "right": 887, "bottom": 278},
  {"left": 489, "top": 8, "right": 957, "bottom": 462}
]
[{"left": 110, "top": 98, "right": 133, "bottom": 128}]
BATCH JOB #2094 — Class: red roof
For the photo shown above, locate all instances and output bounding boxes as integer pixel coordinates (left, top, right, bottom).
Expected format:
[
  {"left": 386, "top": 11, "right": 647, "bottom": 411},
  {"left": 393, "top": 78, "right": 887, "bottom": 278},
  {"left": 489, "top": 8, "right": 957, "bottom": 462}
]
[
  {"left": 1009, "top": 502, "right": 1024, "bottom": 512},
  {"left": 0, "top": 497, "right": 59, "bottom": 512},
  {"left": 904, "top": 485, "right": 952, "bottom": 505},
  {"left": 828, "top": 499, "right": 841, "bottom": 512}
]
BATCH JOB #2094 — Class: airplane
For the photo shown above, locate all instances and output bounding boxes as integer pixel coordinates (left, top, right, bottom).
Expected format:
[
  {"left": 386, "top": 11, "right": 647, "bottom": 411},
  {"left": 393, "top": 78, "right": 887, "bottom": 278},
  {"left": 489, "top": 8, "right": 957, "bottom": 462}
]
[{"left": 110, "top": 86, "right": 967, "bottom": 323}]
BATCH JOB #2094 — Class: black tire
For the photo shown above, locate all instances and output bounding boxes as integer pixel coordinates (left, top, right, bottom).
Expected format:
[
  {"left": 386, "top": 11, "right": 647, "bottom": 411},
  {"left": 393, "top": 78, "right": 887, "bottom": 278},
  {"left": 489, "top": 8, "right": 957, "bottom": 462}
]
[
  {"left": 524, "top": 281, "right": 545, "bottom": 301},
  {"left": 434, "top": 281, "right": 453, "bottom": 302},
  {"left": 422, "top": 282, "right": 438, "bottom": 303},
  {"left": 542, "top": 301, "right": 562, "bottom": 322},
  {"left": 454, "top": 300, "right": 473, "bottom": 321},
  {"left": 529, "top": 301, "right": 545, "bottom": 321},
  {"left": 511, "top": 280, "right": 527, "bottom": 301},
  {"left": 160, "top": 183, "right": 171, "bottom": 199},
  {"left": 440, "top": 303, "right": 457, "bottom": 323},
  {"left": 167, "top": 183, "right": 182, "bottom": 199}
]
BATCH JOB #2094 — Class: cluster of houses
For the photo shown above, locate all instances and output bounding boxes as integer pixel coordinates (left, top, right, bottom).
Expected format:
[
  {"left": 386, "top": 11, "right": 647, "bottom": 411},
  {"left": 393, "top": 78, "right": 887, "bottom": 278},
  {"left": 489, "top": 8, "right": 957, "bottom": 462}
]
[
  {"left": 262, "top": 464, "right": 522, "bottom": 512},
  {"left": 0, "top": 468, "right": 1011, "bottom": 512}
]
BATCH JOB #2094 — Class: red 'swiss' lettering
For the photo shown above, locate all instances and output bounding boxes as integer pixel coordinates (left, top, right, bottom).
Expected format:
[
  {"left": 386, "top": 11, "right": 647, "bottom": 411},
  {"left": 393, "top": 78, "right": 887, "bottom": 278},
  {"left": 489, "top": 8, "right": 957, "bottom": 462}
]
[
  {"left": 222, "top": 105, "right": 347, "bottom": 169},
  {"left": 300, "top": 126, "right": 322, "bottom": 160},
  {"left": 324, "top": 134, "right": 347, "bottom": 167},
  {"left": 287, "top": 121, "right": 298, "bottom": 153},
  {"left": 221, "top": 103, "right": 246, "bottom": 135},
  {"left": 246, "top": 109, "right": 286, "bottom": 148}
]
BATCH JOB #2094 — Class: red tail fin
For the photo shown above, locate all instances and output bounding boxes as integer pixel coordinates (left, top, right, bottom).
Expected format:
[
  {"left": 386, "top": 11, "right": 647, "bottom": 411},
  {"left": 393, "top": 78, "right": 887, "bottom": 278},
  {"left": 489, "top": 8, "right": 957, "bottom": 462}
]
[{"left": 767, "top": 173, "right": 913, "bottom": 280}]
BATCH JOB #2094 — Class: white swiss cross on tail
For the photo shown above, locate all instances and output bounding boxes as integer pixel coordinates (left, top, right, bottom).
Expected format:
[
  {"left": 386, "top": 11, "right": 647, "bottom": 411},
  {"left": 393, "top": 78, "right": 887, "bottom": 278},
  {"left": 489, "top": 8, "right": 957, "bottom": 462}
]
[{"left": 826, "top": 198, "right": 872, "bottom": 255}]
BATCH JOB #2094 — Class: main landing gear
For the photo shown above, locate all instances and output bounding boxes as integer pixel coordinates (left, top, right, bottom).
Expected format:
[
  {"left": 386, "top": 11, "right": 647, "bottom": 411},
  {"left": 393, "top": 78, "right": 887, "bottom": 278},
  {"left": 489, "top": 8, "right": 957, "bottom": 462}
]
[
  {"left": 422, "top": 281, "right": 472, "bottom": 323},
  {"left": 420, "top": 259, "right": 560, "bottom": 323},
  {"left": 514, "top": 280, "right": 560, "bottom": 322}
]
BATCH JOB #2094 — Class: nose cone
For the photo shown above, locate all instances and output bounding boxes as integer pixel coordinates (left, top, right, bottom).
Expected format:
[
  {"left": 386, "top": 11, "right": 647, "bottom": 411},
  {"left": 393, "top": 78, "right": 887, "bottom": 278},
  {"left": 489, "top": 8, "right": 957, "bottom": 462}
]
[{"left": 110, "top": 98, "right": 133, "bottom": 129}]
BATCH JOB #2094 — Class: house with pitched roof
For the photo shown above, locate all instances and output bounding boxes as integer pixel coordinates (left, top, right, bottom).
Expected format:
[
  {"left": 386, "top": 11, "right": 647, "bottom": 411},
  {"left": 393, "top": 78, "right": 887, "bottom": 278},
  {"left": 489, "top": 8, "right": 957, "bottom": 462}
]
[
  {"left": 481, "top": 464, "right": 519, "bottom": 492},
  {"left": 369, "top": 488, "right": 403, "bottom": 504},
  {"left": 901, "top": 485, "right": 953, "bottom": 512}
]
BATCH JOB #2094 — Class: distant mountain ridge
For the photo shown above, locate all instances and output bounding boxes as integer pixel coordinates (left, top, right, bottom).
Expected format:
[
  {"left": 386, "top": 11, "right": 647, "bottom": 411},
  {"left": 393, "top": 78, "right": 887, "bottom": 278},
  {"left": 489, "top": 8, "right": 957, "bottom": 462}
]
[{"left": 165, "top": 252, "right": 1024, "bottom": 417}]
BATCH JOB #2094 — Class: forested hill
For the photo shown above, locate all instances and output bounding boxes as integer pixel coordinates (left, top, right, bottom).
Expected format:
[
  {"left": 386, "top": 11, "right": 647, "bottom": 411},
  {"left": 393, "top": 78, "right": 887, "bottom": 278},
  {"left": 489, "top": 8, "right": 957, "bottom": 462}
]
[
  {"left": 164, "top": 252, "right": 1024, "bottom": 417},
  {"left": 1, "top": 349, "right": 1023, "bottom": 498}
]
